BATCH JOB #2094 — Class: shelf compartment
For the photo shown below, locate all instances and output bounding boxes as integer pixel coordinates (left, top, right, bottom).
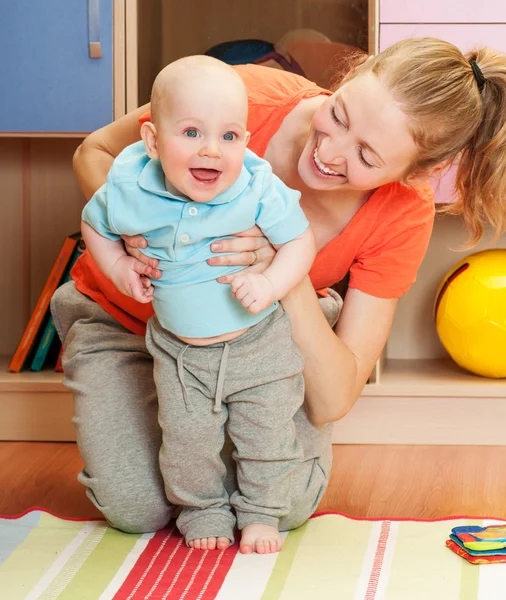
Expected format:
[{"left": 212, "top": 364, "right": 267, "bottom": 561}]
[
  {"left": 0, "top": 356, "right": 74, "bottom": 441},
  {"left": 363, "top": 358, "right": 506, "bottom": 398}
]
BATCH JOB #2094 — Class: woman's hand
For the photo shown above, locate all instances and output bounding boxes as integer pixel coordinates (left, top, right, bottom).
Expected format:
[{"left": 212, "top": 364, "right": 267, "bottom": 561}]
[
  {"left": 121, "top": 226, "right": 275, "bottom": 283},
  {"left": 121, "top": 234, "right": 162, "bottom": 279},
  {"left": 207, "top": 226, "right": 276, "bottom": 283}
]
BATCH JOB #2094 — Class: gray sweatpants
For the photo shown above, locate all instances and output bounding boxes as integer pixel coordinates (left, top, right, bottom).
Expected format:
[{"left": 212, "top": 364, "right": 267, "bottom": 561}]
[
  {"left": 50, "top": 281, "right": 336, "bottom": 536},
  {"left": 146, "top": 309, "right": 304, "bottom": 543}
]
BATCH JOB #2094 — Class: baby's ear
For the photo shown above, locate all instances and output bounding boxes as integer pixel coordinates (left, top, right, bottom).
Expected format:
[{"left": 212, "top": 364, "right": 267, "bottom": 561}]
[
  {"left": 245, "top": 131, "right": 251, "bottom": 146},
  {"left": 140, "top": 122, "right": 160, "bottom": 159}
]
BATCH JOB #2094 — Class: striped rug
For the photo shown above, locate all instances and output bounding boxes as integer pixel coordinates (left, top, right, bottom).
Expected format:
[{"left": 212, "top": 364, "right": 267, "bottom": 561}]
[{"left": 1, "top": 509, "right": 506, "bottom": 599}]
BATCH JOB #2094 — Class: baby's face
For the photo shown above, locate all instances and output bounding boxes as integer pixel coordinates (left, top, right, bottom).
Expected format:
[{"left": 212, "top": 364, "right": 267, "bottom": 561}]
[{"left": 155, "top": 79, "right": 249, "bottom": 203}]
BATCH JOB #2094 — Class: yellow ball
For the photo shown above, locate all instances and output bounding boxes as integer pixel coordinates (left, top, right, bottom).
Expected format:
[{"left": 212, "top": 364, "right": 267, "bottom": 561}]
[{"left": 435, "top": 249, "right": 506, "bottom": 378}]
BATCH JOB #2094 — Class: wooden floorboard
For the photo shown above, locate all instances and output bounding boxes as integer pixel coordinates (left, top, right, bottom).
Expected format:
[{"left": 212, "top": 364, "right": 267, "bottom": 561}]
[{"left": 1, "top": 442, "right": 506, "bottom": 520}]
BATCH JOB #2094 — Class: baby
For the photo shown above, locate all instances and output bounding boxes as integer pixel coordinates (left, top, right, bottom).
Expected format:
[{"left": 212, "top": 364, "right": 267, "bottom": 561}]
[{"left": 81, "top": 55, "right": 316, "bottom": 554}]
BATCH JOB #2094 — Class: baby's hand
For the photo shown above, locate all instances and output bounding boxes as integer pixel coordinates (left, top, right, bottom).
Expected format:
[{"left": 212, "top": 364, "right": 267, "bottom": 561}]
[
  {"left": 230, "top": 273, "right": 277, "bottom": 314},
  {"left": 110, "top": 255, "right": 154, "bottom": 303}
]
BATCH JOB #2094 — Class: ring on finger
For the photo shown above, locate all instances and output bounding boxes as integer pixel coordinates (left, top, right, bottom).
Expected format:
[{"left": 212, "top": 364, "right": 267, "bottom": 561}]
[{"left": 250, "top": 250, "right": 258, "bottom": 265}]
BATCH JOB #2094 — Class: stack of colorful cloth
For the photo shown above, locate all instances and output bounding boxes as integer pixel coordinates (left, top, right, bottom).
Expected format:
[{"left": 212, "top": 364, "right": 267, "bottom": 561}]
[{"left": 446, "top": 524, "right": 506, "bottom": 564}]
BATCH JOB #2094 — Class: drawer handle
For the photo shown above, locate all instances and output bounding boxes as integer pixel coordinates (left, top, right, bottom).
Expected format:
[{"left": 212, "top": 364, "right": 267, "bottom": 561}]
[{"left": 88, "top": 0, "right": 102, "bottom": 59}]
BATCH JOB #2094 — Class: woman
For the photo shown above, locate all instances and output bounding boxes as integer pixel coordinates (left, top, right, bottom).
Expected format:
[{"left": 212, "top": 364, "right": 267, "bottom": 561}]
[{"left": 52, "top": 38, "right": 506, "bottom": 540}]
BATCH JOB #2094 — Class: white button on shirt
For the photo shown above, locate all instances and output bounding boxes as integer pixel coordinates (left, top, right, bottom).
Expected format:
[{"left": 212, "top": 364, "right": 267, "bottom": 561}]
[
  {"left": 189, "top": 206, "right": 198, "bottom": 216},
  {"left": 180, "top": 233, "right": 190, "bottom": 244}
]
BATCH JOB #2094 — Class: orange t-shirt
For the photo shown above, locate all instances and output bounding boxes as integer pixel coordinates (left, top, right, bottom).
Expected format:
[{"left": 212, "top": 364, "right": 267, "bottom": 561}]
[{"left": 72, "top": 64, "right": 435, "bottom": 336}]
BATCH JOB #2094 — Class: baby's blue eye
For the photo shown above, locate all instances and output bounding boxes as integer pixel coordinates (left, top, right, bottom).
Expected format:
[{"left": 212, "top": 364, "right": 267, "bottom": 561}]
[
  {"left": 185, "top": 129, "right": 198, "bottom": 138},
  {"left": 223, "top": 132, "right": 236, "bottom": 141}
]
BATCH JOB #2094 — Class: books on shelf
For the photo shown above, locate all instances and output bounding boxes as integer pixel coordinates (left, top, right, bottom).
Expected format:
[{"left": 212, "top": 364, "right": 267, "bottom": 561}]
[
  {"left": 29, "top": 315, "right": 59, "bottom": 372},
  {"left": 8, "top": 232, "right": 84, "bottom": 373},
  {"left": 29, "top": 238, "right": 85, "bottom": 371},
  {"left": 55, "top": 346, "right": 64, "bottom": 373}
]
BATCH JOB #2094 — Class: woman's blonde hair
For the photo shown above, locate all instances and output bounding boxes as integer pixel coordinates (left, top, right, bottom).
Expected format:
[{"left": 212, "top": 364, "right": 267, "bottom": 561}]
[{"left": 337, "top": 38, "right": 506, "bottom": 245}]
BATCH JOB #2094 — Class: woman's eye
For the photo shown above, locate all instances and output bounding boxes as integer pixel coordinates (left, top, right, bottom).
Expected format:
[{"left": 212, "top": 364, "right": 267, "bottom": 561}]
[
  {"left": 330, "top": 106, "right": 344, "bottom": 127},
  {"left": 358, "top": 147, "right": 373, "bottom": 169},
  {"left": 223, "top": 132, "right": 236, "bottom": 141},
  {"left": 184, "top": 129, "right": 199, "bottom": 138}
]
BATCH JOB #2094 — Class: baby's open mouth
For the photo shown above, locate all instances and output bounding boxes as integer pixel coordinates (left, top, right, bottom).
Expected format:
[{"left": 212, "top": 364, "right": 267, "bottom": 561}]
[{"left": 190, "top": 168, "right": 221, "bottom": 183}]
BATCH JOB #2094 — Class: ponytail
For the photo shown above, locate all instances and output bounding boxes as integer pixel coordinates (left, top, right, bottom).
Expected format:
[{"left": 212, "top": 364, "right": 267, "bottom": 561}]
[
  {"left": 334, "top": 38, "right": 506, "bottom": 245},
  {"left": 443, "top": 48, "right": 506, "bottom": 244}
]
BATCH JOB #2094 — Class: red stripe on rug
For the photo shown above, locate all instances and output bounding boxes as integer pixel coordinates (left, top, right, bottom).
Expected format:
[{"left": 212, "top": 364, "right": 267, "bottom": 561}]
[
  {"left": 192, "top": 546, "right": 238, "bottom": 600},
  {"left": 165, "top": 545, "right": 238, "bottom": 600},
  {"left": 139, "top": 536, "right": 187, "bottom": 598},
  {"left": 165, "top": 547, "right": 209, "bottom": 599},
  {"left": 155, "top": 546, "right": 208, "bottom": 598},
  {"left": 113, "top": 527, "right": 239, "bottom": 600},
  {"left": 365, "top": 521, "right": 391, "bottom": 600},
  {"left": 114, "top": 528, "right": 177, "bottom": 599}
]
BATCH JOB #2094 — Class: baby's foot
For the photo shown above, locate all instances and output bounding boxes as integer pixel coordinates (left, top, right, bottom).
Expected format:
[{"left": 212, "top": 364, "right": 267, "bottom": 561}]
[
  {"left": 240, "top": 524, "right": 282, "bottom": 554},
  {"left": 188, "top": 536, "right": 230, "bottom": 551}
]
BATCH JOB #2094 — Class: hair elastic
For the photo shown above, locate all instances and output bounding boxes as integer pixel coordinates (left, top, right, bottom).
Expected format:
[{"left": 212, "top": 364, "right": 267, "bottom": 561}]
[{"left": 470, "top": 60, "right": 486, "bottom": 93}]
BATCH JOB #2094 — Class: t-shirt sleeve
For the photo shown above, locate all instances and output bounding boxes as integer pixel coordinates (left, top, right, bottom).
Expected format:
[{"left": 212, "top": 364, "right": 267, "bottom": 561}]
[
  {"left": 349, "top": 186, "right": 435, "bottom": 298},
  {"left": 255, "top": 170, "right": 309, "bottom": 245},
  {"left": 82, "top": 184, "right": 122, "bottom": 242},
  {"left": 139, "top": 110, "right": 150, "bottom": 126}
]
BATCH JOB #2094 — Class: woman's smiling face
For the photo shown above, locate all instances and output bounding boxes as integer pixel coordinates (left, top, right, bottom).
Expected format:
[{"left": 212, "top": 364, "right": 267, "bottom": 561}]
[{"left": 298, "top": 71, "right": 418, "bottom": 192}]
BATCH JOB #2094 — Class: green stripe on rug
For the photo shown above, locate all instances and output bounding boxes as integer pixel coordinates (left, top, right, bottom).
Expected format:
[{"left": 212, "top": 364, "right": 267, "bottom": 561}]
[
  {"left": 260, "top": 521, "right": 308, "bottom": 600},
  {"left": 38, "top": 522, "right": 108, "bottom": 599},
  {"left": 56, "top": 527, "right": 142, "bottom": 600},
  {"left": 387, "top": 520, "right": 469, "bottom": 600},
  {"left": 276, "top": 515, "right": 373, "bottom": 600},
  {"left": 0, "top": 513, "right": 84, "bottom": 600},
  {"left": 459, "top": 560, "right": 480, "bottom": 600},
  {"left": 459, "top": 520, "right": 482, "bottom": 600}
]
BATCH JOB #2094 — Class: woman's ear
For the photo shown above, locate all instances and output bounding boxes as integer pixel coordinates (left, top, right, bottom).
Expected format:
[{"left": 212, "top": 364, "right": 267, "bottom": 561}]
[{"left": 140, "top": 121, "right": 160, "bottom": 159}]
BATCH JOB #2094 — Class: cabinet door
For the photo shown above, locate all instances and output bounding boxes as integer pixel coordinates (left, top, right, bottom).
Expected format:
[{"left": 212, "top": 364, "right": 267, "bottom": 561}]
[
  {"left": 380, "top": 0, "right": 506, "bottom": 24},
  {"left": 0, "top": 0, "right": 113, "bottom": 133},
  {"left": 380, "top": 24, "right": 506, "bottom": 54}
]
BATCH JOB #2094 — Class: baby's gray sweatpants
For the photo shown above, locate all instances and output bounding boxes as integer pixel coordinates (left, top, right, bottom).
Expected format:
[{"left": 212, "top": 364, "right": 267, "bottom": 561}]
[
  {"left": 50, "top": 281, "right": 336, "bottom": 539},
  {"left": 145, "top": 307, "right": 305, "bottom": 544}
]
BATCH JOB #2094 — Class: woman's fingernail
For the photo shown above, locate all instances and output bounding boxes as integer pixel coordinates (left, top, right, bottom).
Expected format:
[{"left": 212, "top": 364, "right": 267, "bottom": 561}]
[
  {"left": 211, "top": 243, "right": 222, "bottom": 251},
  {"left": 208, "top": 258, "right": 218, "bottom": 265},
  {"left": 217, "top": 277, "right": 227, "bottom": 283}
]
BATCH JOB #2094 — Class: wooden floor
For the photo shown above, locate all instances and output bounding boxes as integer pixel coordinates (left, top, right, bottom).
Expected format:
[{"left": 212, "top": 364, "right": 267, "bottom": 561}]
[{"left": 2, "top": 442, "right": 506, "bottom": 520}]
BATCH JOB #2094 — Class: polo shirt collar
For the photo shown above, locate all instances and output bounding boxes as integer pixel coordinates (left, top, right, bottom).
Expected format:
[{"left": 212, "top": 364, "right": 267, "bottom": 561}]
[{"left": 138, "top": 158, "right": 251, "bottom": 205}]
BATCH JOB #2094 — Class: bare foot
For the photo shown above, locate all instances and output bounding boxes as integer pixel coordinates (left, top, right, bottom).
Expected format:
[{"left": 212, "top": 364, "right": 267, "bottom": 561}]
[
  {"left": 240, "top": 524, "right": 282, "bottom": 554},
  {"left": 188, "top": 537, "right": 230, "bottom": 551}
]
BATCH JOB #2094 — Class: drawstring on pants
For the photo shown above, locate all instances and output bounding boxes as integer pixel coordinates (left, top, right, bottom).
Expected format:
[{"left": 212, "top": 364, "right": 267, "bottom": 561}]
[
  {"left": 213, "top": 342, "right": 230, "bottom": 413},
  {"left": 176, "top": 342, "right": 230, "bottom": 413},
  {"left": 176, "top": 345, "right": 192, "bottom": 412}
]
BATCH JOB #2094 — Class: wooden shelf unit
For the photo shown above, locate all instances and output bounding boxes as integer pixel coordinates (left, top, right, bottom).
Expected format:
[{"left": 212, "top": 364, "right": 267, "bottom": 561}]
[
  {"left": 0, "top": 357, "right": 74, "bottom": 442},
  {"left": 5, "top": 354, "right": 506, "bottom": 443},
  {"left": 0, "top": 357, "right": 65, "bottom": 392},
  {"left": 2, "top": 0, "right": 506, "bottom": 443},
  {"left": 6, "top": 356, "right": 505, "bottom": 398},
  {"left": 365, "top": 359, "right": 506, "bottom": 398},
  {"left": 333, "top": 358, "right": 506, "bottom": 446}
]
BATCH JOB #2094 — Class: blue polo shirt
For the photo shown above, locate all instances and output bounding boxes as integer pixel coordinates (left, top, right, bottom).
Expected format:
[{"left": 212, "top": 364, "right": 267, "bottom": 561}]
[{"left": 82, "top": 141, "right": 309, "bottom": 337}]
